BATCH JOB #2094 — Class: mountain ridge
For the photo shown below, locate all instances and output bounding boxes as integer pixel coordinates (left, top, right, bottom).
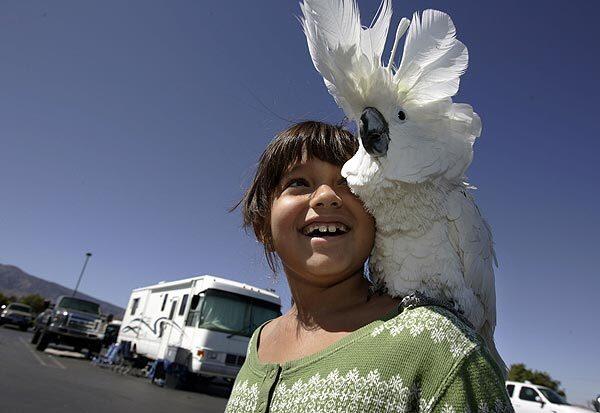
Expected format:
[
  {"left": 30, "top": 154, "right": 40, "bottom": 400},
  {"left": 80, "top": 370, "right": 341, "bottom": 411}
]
[{"left": 0, "top": 263, "right": 125, "bottom": 317}]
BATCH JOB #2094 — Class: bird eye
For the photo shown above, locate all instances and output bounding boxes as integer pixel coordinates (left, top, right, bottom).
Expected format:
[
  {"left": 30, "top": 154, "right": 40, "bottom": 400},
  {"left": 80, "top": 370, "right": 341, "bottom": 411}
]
[{"left": 397, "top": 110, "right": 406, "bottom": 121}]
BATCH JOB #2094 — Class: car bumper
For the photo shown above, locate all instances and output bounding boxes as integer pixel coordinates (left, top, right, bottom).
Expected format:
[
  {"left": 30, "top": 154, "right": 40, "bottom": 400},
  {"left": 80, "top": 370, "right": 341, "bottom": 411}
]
[
  {"left": 47, "top": 325, "right": 102, "bottom": 340},
  {"left": 192, "top": 359, "right": 241, "bottom": 379},
  {"left": 0, "top": 315, "right": 31, "bottom": 327}
]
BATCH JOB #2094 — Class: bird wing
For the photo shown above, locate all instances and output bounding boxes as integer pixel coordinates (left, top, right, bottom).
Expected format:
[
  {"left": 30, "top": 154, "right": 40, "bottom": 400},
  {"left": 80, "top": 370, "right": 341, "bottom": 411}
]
[
  {"left": 447, "top": 187, "right": 497, "bottom": 332},
  {"left": 395, "top": 10, "right": 468, "bottom": 105}
]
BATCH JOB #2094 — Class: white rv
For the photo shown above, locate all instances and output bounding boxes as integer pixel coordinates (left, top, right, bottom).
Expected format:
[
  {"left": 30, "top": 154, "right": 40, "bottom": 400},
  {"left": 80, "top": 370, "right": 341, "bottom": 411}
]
[{"left": 118, "top": 275, "right": 281, "bottom": 382}]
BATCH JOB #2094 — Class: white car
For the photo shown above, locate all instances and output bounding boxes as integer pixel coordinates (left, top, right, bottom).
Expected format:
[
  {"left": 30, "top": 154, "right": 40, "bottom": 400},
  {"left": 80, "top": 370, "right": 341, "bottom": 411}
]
[{"left": 506, "top": 381, "right": 595, "bottom": 413}]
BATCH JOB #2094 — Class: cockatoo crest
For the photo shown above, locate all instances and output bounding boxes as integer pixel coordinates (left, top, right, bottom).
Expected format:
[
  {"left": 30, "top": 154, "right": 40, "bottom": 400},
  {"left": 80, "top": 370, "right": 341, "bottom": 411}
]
[{"left": 301, "top": 0, "right": 481, "bottom": 185}]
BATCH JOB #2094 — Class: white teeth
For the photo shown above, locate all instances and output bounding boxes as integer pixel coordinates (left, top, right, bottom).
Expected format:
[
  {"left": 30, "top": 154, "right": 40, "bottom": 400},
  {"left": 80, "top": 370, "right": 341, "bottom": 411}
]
[{"left": 302, "top": 222, "right": 349, "bottom": 235}]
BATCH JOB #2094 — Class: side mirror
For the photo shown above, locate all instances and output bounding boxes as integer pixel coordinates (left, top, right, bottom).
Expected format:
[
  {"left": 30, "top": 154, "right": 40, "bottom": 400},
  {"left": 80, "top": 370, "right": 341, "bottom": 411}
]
[{"left": 535, "top": 395, "right": 545, "bottom": 407}]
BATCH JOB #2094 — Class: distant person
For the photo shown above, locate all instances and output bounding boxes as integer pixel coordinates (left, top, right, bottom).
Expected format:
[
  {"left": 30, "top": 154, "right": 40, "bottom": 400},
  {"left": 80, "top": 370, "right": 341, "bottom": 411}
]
[{"left": 225, "top": 121, "right": 512, "bottom": 412}]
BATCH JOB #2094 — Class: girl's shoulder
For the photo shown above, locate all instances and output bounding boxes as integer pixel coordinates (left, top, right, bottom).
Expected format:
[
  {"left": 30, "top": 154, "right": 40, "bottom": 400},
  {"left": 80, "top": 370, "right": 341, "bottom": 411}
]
[{"left": 372, "top": 303, "right": 481, "bottom": 350}]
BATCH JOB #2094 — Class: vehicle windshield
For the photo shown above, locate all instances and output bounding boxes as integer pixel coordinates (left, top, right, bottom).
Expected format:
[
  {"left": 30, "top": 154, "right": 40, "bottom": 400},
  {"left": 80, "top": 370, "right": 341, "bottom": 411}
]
[
  {"left": 186, "top": 289, "right": 280, "bottom": 337},
  {"left": 538, "top": 388, "right": 569, "bottom": 405},
  {"left": 58, "top": 297, "right": 100, "bottom": 315},
  {"left": 8, "top": 304, "right": 31, "bottom": 313}
]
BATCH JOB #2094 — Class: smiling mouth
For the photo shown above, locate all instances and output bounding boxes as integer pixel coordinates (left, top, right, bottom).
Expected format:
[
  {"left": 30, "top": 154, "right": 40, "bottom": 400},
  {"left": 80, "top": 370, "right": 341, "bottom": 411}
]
[{"left": 301, "top": 222, "right": 350, "bottom": 238}]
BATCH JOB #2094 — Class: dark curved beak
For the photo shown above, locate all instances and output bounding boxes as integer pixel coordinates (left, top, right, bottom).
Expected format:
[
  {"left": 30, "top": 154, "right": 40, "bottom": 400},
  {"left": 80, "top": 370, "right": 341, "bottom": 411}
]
[{"left": 359, "top": 107, "right": 389, "bottom": 157}]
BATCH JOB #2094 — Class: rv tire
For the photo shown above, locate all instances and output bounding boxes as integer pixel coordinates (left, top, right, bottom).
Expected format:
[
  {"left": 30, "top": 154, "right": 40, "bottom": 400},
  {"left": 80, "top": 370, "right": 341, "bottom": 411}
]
[{"left": 165, "top": 367, "right": 190, "bottom": 390}]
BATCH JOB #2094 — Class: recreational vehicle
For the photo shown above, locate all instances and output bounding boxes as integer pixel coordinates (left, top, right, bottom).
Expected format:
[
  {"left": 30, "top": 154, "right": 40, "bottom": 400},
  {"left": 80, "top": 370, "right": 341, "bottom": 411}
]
[{"left": 118, "top": 275, "right": 281, "bottom": 384}]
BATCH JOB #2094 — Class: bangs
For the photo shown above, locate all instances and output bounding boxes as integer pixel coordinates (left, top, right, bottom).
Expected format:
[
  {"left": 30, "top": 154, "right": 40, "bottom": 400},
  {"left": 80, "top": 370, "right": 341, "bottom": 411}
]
[{"left": 272, "top": 121, "right": 358, "bottom": 181}]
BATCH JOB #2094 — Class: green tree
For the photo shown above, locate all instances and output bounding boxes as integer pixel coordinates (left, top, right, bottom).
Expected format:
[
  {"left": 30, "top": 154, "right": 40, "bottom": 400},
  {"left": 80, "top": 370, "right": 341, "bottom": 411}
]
[
  {"left": 19, "top": 294, "right": 47, "bottom": 314},
  {"left": 508, "top": 363, "right": 566, "bottom": 398}
]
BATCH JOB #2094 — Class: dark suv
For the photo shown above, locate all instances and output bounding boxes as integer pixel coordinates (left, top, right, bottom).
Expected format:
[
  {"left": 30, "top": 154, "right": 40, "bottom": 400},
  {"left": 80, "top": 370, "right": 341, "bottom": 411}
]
[
  {"left": 0, "top": 303, "right": 33, "bottom": 331},
  {"left": 31, "top": 296, "right": 104, "bottom": 355}
]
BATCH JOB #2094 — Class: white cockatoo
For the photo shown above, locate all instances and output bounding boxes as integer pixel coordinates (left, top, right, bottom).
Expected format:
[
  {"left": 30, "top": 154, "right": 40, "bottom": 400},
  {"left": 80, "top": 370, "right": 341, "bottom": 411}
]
[{"left": 301, "top": 0, "right": 505, "bottom": 371}]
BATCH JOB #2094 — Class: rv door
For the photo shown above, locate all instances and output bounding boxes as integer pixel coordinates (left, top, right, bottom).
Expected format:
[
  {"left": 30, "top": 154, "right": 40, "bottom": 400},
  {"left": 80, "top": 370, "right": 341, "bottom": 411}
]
[{"left": 157, "top": 298, "right": 179, "bottom": 359}]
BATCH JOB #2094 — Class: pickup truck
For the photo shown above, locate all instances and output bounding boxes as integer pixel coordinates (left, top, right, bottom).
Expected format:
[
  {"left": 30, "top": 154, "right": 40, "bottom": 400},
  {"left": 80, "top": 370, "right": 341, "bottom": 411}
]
[{"left": 31, "top": 296, "right": 105, "bottom": 356}]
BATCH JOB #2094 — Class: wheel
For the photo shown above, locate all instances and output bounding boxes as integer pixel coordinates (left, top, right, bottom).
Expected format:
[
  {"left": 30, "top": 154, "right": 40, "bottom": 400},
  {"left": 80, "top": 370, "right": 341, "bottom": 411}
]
[
  {"left": 165, "top": 365, "right": 190, "bottom": 390},
  {"left": 35, "top": 332, "right": 50, "bottom": 351},
  {"left": 85, "top": 341, "right": 101, "bottom": 357},
  {"left": 20, "top": 324, "right": 28, "bottom": 331},
  {"left": 90, "top": 341, "right": 102, "bottom": 354},
  {"left": 31, "top": 329, "right": 41, "bottom": 344}
]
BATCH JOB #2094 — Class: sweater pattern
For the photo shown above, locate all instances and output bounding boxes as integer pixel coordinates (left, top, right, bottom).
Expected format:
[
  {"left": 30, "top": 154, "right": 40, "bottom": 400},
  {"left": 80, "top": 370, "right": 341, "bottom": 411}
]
[{"left": 371, "top": 305, "right": 478, "bottom": 358}]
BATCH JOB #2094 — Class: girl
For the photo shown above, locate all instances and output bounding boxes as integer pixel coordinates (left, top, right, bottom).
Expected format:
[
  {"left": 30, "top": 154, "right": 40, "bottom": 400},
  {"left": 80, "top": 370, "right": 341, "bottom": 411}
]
[{"left": 225, "top": 121, "right": 512, "bottom": 413}]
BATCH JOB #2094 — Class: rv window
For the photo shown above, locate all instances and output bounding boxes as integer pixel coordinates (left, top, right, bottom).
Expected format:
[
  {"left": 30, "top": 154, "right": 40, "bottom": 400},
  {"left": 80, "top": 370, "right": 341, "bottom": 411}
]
[
  {"left": 179, "top": 294, "right": 189, "bottom": 316},
  {"left": 185, "top": 293, "right": 205, "bottom": 327},
  {"left": 194, "top": 289, "right": 280, "bottom": 337},
  {"left": 130, "top": 298, "right": 140, "bottom": 315},
  {"left": 190, "top": 294, "right": 201, "bottom": 310},
  {"left": 169, "top": 300, "right": 177, "bottom": 320},
  {"left": 161, "top": 294, "right": 168, "bottom": 311}
]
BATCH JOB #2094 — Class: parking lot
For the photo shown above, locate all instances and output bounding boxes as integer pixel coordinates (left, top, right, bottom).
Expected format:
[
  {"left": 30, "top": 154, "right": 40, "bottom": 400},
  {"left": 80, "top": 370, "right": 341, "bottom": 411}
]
[{"left": 0, "top": 326, "right": 229, "bottom": 413}]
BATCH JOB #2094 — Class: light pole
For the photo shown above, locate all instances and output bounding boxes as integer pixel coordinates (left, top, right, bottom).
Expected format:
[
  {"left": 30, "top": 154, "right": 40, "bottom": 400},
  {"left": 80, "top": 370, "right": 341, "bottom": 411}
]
[{"left": 72, "top": 252, "right": 92, "bottom": 297}]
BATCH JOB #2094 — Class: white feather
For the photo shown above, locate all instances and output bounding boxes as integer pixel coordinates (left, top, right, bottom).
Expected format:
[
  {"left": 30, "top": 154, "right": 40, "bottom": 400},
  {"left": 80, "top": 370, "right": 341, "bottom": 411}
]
[
  {"left": 301, "top": 0, "right": 505, "bottom": 374},
  {"left": 396, "top": 10, "right": 468, "bottom": 104},
  {"left": 387, "top": 17, "right": 411, "bottom": 69},
  {"left": 300, "top": 0, "right": 360, "bottom": 85},
  {"left": 360, "top": 0, "right": 392, "bottom": 63}
]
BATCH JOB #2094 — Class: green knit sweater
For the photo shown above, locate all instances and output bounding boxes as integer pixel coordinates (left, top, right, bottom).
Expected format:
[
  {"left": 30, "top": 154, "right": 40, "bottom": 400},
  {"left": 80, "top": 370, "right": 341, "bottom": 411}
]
[{"left": 224, "top": 305, "right": 513, "bottom": 413}]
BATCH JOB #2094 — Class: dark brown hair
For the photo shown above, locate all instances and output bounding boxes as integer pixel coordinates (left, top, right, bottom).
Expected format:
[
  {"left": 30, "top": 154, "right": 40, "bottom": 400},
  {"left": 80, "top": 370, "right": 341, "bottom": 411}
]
[{"left": 237, "top": 121, "right": 358, "bottom": 273}]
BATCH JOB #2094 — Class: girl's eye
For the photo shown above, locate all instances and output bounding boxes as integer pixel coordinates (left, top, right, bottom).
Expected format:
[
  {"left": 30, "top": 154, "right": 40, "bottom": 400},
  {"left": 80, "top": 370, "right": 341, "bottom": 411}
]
[{"left": 286, "top": 178, "right": 309, "bottom": 188}]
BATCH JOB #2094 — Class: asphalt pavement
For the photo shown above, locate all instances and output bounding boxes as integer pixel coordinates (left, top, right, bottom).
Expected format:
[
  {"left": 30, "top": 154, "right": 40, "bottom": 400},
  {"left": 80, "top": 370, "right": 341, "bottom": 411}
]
[{"left": 0, "top": 326, "right": 229, "bottom": 413}]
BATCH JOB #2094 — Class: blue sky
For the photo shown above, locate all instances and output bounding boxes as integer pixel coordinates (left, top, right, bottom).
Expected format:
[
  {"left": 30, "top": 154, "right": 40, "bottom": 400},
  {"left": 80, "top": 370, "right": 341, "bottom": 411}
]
[{"left": 1, "top": 0, "right": 598, "bottom": 405}]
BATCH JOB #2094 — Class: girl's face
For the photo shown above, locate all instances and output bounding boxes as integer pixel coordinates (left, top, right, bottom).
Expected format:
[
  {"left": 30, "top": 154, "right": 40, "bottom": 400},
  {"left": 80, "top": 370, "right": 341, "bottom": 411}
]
[{"left": 270, "top": 156, "right": 375, "bottom": 287}]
